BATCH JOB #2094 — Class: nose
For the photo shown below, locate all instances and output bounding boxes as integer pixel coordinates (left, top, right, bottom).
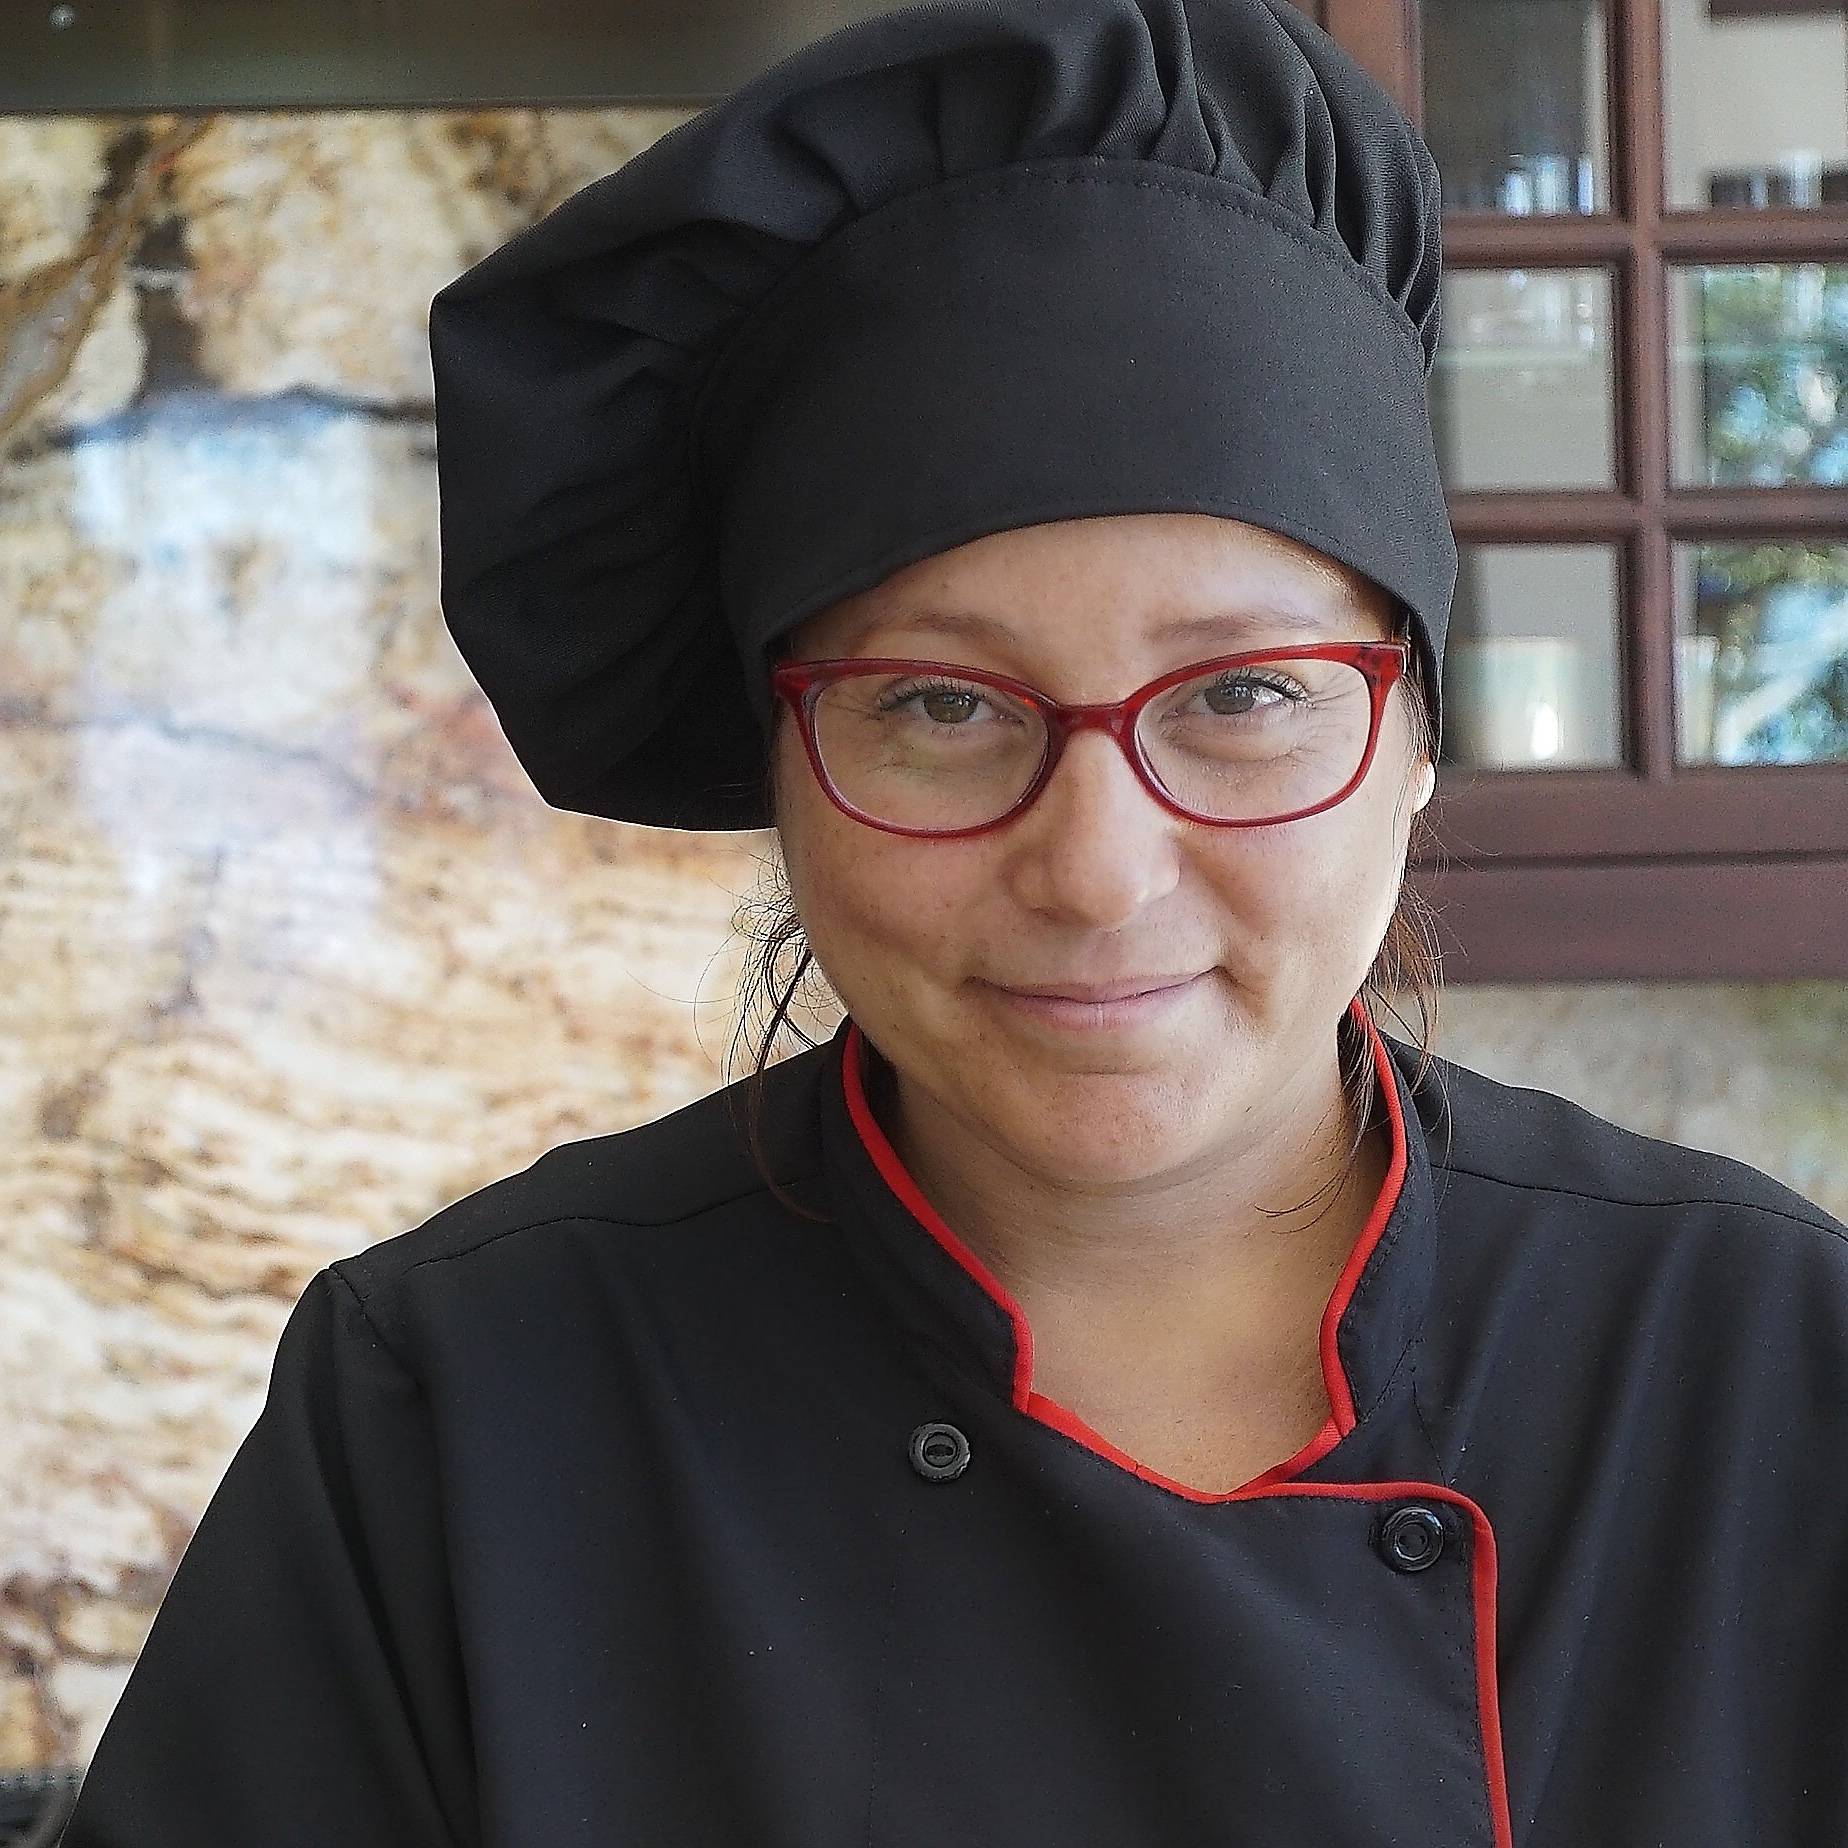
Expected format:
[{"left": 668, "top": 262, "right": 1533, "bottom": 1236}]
[{"left": 1005, "top": 728, "right": 1183, "bottom": 926}]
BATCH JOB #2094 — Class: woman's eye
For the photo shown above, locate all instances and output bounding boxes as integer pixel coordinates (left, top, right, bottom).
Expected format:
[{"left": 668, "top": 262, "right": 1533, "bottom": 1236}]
[
  {"left": 920, "top": 687, "right": 981, "bottom": 723},
  {"left": 882, "top": 680, "right": 989, "bottom": 723},
  {"left": 1202, "top": 675, "right": 1300, "bottom": 715}
]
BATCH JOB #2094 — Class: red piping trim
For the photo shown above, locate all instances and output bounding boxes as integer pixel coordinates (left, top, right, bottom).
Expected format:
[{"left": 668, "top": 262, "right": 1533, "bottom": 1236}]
[
  {"left": 841, "top": 992, "right": 1408, "bottom": 1494},
  {"left": 1317, "top": 992, "right": 1411, "bottom": 1435},
  {"left": 839, "top": 1000, "right": 1513, "bottom": 1848}
]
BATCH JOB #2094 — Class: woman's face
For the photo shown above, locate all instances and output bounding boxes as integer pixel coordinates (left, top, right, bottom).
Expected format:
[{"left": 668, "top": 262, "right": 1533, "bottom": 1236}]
[{"left": 771, "top": 513, "right": 1435, "bottom": 1188}]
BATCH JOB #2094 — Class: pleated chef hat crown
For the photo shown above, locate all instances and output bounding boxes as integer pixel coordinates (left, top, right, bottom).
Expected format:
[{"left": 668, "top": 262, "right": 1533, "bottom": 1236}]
[{"left": 428, "top": 0, "right": 1456, "bottom": 831}]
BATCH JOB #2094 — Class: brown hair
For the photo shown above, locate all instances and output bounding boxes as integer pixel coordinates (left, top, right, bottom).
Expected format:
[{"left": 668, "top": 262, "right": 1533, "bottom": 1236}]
[{"left": 722, "top": 615, "right": 1445, "bottom": 1225}]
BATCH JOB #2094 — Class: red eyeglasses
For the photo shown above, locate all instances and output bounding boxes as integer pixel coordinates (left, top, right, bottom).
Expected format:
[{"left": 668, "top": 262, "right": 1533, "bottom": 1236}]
[{"left": 769, "top": 641, "right": 1409, "bottom": 839}]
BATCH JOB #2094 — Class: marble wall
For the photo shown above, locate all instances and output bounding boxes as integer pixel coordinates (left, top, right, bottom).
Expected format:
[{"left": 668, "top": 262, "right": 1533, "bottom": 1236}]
[{"left": 2, "top": 107, "right": 1843, "bottom": 1777}]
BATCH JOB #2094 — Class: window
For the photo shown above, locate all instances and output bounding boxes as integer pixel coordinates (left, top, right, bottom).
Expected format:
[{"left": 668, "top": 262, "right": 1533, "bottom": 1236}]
[{"left": 1315, "top": 0, "right": 1848, "bottom": 979}]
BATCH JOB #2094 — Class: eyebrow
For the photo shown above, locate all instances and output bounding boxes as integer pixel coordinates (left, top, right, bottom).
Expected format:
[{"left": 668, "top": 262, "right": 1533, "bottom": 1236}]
[{"left": 851, "top": 602, "right": 1345, "bottom": 651}]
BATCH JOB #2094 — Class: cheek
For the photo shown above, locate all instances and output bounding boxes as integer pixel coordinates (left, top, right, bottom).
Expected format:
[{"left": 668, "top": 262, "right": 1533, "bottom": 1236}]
[
  {"left": 1317, "top": 781, "right": 1418, "bottom": 961},
  {"left": 1196, "top": 785, "right": 1407, "bottom": 958},
  {"left": 773, "top": 728, "right": 972, "bottom": 982}
]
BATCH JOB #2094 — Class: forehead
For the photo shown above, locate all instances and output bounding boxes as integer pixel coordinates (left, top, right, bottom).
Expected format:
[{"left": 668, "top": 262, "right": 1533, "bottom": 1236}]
[{"left": 786, "top": 513, "right": 1397, "bottom": 657}]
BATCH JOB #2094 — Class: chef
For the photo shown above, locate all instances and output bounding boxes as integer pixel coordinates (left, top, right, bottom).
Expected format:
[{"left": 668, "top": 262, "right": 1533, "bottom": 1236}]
[{"left": 60, "top": 1, "right": 1848, "bottom": 1844}]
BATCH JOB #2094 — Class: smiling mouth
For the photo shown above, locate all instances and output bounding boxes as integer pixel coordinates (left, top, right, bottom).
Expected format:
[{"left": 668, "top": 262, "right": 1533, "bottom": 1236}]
[
  {"left": 981, "top": 972, "right": 1211, "bottom": 1029},
  {"left": 994, "top": 975, "right": 1207, "bottom": 1003}
]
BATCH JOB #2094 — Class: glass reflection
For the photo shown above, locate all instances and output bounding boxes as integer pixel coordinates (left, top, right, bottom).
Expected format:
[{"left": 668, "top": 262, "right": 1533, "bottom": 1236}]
[
  {"left": 1422, "top": 0, "right": 1609, "bottom": 215},
  {"left": 1669, "top": 264, "right": 1848, "bottom": 488},
  {"left": 1663, "top": 0, "right": 1848, "bottom": 210},
  {"left": 1675, "top": 541, "right": 1848, "bottom": 765},
  {"left": 1431, "top": 268, "right": 1616, "bottom": 489},
  {"left": 1441, "top": 544, "right": 1625, "bottom": 770}
]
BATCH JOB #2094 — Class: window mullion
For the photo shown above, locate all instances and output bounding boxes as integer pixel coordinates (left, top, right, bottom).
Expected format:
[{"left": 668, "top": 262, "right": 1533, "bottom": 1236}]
[{"left": 1615, "top": 0, "right": 1676, "bottom": 782}]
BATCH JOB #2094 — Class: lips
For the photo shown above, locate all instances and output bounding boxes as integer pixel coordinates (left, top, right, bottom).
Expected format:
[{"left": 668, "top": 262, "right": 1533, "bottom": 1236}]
[{"left": 996, "top": 975, "right": 1204, "bottom": 1003}]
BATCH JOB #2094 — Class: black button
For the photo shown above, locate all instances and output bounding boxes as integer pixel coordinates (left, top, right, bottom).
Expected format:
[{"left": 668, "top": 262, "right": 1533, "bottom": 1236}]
[
  {"left": 1377, "top": 1504, "right": 1448, "bottom": 1572},
  {"left": 908, "top": 1421, "right": 971, "bottom": 1481}
]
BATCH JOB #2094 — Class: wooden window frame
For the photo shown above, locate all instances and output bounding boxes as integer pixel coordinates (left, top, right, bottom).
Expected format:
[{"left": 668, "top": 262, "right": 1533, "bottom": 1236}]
[
  {"left": 1707, "top": 1, "right": 1846, "bottom": 19},
  {"left": 1313, "top": 0, "right": 1848, "bottom": 982}
]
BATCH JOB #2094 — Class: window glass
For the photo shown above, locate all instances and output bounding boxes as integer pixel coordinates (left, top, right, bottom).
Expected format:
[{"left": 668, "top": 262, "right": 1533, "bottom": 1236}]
[
  {"left": 1662, "top": 0, "right": 1848, "bottom": 210},
  {"left": 1674, "top": 540, "right": 1848, "bottom": 765},
  {"left": 1668, "top": 263, "right": 1848, "bottom": 489},
  {"left": 1421, "top": 0, "right": 1610, "bottom": 215},
  {"left": 1432, "top": 267, "right": 1617, "bottom": 489},
  {"left": 1442, "top": 543, "right": 1626, "bottom": 770}
]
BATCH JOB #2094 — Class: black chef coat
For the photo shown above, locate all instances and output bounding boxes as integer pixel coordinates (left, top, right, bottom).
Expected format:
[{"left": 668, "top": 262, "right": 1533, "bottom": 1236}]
[{"left": 59, "top": 999, "right": 1848, "bottom": 1847}]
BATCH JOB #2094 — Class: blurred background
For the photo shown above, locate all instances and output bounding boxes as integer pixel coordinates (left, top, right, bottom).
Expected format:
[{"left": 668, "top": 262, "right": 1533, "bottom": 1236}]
[{"left": 1, "top": 0, "right": 1844, "bottom": 1827}]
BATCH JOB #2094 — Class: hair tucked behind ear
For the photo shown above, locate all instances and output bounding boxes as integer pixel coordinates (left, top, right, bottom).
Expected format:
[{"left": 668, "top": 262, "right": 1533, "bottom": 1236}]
[{"left": 722, "top": 615, "right": 1446, "bottom": 1223}]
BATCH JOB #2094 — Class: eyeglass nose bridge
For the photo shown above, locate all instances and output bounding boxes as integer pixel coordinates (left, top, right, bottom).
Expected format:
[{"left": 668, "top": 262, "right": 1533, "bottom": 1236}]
[{"left": 1026, "top": 696, "right": 1165, "bottom": 811}]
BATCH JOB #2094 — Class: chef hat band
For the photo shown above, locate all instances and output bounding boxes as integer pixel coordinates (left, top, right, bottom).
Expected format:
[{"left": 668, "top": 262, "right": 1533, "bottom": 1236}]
[
  {"left": 690, "top": 159, "right": 1452, "bottom": 749},
  {"left": 429, "top": 0, "right": 1458, "bottom": 832}
]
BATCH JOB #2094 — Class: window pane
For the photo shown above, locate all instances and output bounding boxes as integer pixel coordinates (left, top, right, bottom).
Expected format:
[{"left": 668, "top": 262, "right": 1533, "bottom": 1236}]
[
  {"left": 1441, "top": 544, "right": 1625, "bottom": 770},
  {"left": 1674, "top": 540, "right": 1848, "bottom": 765},
  {"left": 1431, "top": 268, "right": 1616, "bottom": 489},
  {"left": 1421, "top": 0, "right": 1610, "bottom": 215},
  {"left": 1668, "top": 264, "right": 1848, "bottom": 489},
  {"left": 1663, "top": 0, "right": 1848, "bottom": 210}
]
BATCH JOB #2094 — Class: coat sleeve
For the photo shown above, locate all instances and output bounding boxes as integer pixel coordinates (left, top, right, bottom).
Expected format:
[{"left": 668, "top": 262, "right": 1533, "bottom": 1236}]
[{"left": 60, "top": 1264, "right": 480, "bottom": 1848}]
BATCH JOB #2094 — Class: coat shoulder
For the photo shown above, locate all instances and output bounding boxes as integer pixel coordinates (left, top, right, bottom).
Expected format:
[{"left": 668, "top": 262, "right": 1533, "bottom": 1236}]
[
  {"left": 331, "top": 1034, "right": 837, "bottom": 1320},
  {"left": 1410, "top": 1044, "right": 1846, "bottom": 1246}
]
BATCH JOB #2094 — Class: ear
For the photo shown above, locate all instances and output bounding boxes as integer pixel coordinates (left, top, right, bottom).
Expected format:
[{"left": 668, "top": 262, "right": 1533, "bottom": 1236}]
[{"left": 1412, "top": 758, "right": 1437, "bottom": 812}]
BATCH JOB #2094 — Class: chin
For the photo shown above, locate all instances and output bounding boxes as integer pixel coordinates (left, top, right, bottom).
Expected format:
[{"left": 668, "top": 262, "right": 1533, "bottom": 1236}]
[{"left": 969, "top": 1060, "right": 1211, "bottom": 1177}]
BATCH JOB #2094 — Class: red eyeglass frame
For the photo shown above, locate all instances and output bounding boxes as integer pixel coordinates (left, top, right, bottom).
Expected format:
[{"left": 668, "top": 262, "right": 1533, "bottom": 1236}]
[{"left": 768, "top": 640, "right": 1410, "bottom": 839}]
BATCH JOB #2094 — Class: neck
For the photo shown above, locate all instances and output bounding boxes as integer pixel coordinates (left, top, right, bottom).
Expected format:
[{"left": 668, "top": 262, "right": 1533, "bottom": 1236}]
[{"left": 863, "top": 1014, "right": 1389, "bottom": 1376}]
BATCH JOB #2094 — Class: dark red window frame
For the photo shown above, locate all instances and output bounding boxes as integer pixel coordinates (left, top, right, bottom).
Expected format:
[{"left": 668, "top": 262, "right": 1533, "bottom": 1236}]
[{"left": 1312, "top": 0, "right": 1848, "bottom": 982}]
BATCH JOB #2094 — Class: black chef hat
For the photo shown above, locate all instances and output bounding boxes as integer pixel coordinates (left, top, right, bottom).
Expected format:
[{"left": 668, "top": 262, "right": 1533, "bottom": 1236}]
[{"left": 428, "top": 0, "right": 1456, "bottom": 832}]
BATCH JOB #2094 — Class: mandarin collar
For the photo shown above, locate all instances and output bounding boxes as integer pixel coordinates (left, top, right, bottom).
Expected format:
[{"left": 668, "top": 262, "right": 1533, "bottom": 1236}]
[{"left": 815, "top": 995, "right": 1442, "bottom": 1468}]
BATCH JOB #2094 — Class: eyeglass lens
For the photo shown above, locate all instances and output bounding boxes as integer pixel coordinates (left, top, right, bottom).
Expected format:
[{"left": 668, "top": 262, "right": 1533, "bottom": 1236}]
[{"left": 807, "top": 658, "right": 1376, "bottom": 831}]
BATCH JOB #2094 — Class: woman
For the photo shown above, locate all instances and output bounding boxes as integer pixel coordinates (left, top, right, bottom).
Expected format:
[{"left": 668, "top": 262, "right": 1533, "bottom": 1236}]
[{"left": 62, "top": 1, "right": 1848, "bottom": 1845}]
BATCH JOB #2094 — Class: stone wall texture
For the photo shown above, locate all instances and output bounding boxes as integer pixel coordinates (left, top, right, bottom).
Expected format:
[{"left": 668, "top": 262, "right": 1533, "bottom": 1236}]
[{"left": 3, "top": 108, "right": 1842, "bottom": 1774}]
